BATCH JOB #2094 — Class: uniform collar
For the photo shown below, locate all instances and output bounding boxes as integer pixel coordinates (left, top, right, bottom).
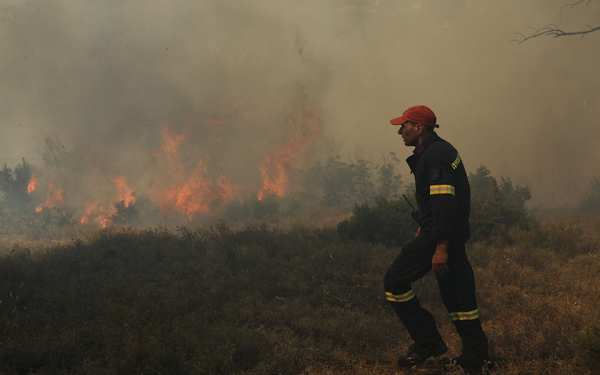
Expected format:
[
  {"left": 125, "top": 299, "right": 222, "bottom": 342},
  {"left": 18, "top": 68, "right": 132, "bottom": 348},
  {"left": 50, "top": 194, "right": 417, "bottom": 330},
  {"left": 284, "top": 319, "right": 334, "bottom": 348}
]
[{"left": 413, "top": 132, "right": 440, "bottom": 155}]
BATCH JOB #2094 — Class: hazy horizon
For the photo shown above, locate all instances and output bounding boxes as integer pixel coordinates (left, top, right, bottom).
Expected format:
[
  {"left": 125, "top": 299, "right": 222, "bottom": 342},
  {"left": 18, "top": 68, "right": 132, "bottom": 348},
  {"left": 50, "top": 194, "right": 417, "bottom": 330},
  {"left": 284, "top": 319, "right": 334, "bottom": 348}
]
[{"left": 1, "top": 0, "right": 599, "bottom": 221}]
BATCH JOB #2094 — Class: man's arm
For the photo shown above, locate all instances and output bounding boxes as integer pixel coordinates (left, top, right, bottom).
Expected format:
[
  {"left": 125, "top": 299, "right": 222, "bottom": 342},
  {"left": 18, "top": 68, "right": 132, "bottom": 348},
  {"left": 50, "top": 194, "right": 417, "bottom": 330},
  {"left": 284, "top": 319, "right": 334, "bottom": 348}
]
[{"left": 426, "top": 155, "right": 459, "bottom": 275}]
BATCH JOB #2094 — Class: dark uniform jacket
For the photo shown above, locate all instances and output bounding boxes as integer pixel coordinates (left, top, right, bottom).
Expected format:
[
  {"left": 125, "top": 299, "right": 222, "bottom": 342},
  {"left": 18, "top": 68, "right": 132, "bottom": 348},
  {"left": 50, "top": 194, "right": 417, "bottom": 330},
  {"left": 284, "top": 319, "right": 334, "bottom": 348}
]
[{"left": 406, "top": 132, "right": 471, "bottom": 243}]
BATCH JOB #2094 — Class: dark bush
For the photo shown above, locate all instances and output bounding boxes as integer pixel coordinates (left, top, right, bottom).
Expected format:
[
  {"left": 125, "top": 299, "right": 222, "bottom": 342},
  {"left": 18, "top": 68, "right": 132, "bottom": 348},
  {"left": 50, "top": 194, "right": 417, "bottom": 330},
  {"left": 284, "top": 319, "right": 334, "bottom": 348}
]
[
  {"left": 306, "top": 153, "right": 402, "bottom": 209},
  {"left": 112, "top": 198, "right": 140, "bottom": 224},
  {"left": 0, "top": 206, "right": 75, "bottom": 238},
  {"left": 337, "top": 166, "right": 535, "bottom": 246},
  {"left": 375, "top": 152, "right": 404, "bottom": 200},
  {"left": 336, "top": 196, "right": 416, "bottom": 246},
  {"left": 306, "top": 156, "right": 374, "bottom": 208},
  {"left": 578, "top": 176, "right": 600, "bottom": 215},
  {"left": 469, "top": 165, "right": 535, "bottom": 242},
  {"left": 0, "top": 162, "right": 34, "bottom": 208},
  {"left": 225, "top": 192, "right": 304, "bottom": 221}
]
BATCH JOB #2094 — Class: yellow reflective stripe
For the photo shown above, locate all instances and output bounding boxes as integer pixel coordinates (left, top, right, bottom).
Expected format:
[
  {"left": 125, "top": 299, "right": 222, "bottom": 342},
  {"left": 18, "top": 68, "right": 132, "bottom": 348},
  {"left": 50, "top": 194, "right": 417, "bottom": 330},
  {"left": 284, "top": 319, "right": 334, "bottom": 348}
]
[
  {"left": 449, "top": 309, "right": 479, "bottom": 321},
  {"left": 452, "top": 153, "right": 461, "bottom": 170},
  {"left": 430, "top": 185, "right": 456, "bottom": 195},
  {"left": 449, "top": 310, "right": 478, "bottom": 318},
  {"left": 385, "top": 290, "right": 416, "bottom": 303}
]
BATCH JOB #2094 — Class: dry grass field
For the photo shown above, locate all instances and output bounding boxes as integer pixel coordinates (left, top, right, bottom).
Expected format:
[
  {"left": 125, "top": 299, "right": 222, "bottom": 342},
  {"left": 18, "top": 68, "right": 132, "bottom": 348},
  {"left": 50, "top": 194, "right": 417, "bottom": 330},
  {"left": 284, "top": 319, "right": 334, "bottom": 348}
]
[{"left": 0, "top": 215, "right": 598, "bottom": 374}]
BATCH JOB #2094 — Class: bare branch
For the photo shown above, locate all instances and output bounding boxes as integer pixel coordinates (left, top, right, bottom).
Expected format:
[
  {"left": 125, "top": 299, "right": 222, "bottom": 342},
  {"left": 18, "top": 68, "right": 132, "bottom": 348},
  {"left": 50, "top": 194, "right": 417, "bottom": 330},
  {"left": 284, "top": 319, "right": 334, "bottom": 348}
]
[
  {"left": 514, "top": 0, "right": 598, "bottom": 43},
  {"left": 562, "top": 0, "right": 587, "bottom": 10},
  {"left": 560, "top": 0, "right": 591, "bottom": 21},
  {"left": 513, "top": 24, "right": 600, "bottom": 43}
]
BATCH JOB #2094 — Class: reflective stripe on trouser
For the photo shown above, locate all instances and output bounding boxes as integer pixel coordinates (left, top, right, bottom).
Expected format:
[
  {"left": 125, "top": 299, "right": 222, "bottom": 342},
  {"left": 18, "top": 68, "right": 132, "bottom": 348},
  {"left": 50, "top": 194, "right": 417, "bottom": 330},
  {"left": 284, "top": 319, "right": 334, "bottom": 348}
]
[
  {"left": 436, "top": 252, "right": 488, "bottom": 362},
  {"left": 383, "top": 236, "right": 444, "bottom": 345},
  {"left": 386, "top": 293, "right": 443, "bottom": 345},
  {"left": 449, "top": 309, "right": 479, "bottom": 321},
  {"left": 384, "top": 234, "right": 488, "bottom": 361},
  {"left": 385, "top": 289, "right": 415, "bottom": 303}
]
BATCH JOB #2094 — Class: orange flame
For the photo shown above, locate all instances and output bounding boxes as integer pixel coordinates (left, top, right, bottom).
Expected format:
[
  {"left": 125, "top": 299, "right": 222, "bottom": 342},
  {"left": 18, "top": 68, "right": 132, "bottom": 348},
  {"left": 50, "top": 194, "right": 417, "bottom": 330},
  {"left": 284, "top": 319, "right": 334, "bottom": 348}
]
[
  {"left": 80, "top": 200, "right": 117, "bottom": 228},
  {"left": 154, "top": 126, "right": 238, "bottom": 220},
  {"left": 27, "top": 173, "right": 39, "bottom": 194},
  {"left": 258, "top": 106, "right": 319, "bottom": 200},
  {"left": 35, "top": 184, "right": 64, "bottom": 212},
  {"left": 79, "top": 176, "right": 135, "bottom": 226},
  {"left": 161, "top": 162, "right": 237, "bottom": 220},
  {"left": 112, "top": 176, "right": 136, "bottom": 207}
]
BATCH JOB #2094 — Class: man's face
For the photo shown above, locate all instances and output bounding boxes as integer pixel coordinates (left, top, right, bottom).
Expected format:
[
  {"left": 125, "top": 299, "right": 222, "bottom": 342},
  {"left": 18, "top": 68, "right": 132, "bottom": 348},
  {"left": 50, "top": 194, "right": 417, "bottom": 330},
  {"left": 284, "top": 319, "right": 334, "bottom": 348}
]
[{"left": 398, "top": 121, "right": 420, "bottom": 147}]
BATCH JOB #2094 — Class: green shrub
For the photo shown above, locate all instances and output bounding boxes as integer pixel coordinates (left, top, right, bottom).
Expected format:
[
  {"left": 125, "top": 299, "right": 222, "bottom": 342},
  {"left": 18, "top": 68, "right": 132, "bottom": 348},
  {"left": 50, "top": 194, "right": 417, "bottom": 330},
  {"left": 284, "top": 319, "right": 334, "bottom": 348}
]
[
  {"left": 336, "top": 196, "right": 416, "bottom": 246},
  {"left": 306, "top": 153, "right": 402, "bottom": 209},
  {"left": 469, "top": 165, "right": 535, "bottom": 242},
  {"left": 375, "top": 152, "right": 403, "bottom": 200},
  {"left": 306, "top": 156, "right": 374, "bottom": 208},
  {"left": 337, "top": 166, "right": 535, "bottom": 246},
  {"left": 0, "top": 205, "right": 75, "bottom": 238}
]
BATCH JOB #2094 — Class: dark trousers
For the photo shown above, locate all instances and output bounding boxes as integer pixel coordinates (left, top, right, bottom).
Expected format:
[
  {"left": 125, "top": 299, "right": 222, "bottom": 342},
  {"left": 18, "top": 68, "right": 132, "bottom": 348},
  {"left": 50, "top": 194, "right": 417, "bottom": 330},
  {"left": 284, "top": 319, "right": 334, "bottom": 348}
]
[{"left": 383, "top": 233, "right": 488, "bottom": 363}]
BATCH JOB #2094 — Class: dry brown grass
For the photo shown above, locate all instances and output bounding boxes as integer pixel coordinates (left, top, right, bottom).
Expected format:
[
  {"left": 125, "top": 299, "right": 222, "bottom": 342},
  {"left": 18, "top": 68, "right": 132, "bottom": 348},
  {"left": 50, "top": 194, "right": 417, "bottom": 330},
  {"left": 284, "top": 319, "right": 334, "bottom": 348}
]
[{"left": 0, "top": 218, "right": 598, "bottom": 374}]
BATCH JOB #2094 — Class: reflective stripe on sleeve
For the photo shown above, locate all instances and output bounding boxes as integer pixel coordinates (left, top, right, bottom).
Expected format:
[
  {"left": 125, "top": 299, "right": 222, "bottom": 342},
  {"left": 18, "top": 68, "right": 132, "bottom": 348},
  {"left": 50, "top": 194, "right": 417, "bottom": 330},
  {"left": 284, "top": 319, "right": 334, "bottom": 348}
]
[
  {"left": 430, "top": 185, "right": 456, "bottom": 195},
  {"left": 385, "top": 290, "right": 416, "bottom": 303},
  {"left": 449, "top": 309, "right": 479, "bottom": 321},
  {"left": 452, "top": 153, "right": 461, "bottom": 169}
]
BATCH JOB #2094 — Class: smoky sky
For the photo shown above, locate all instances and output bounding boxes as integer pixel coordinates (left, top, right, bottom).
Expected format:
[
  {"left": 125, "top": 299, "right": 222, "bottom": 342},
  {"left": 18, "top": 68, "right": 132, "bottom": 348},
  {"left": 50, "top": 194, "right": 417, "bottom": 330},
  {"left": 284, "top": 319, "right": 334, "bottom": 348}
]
[{"left": 1, "top": 0, "right": 599, "bottom": 207}]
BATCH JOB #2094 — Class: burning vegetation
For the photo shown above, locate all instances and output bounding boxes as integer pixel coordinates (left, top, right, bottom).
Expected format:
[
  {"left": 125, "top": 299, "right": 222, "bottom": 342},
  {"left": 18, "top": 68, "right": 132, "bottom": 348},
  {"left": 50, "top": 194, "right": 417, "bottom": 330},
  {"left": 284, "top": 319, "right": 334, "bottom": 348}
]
[
  {"left": 2, "top": 97, "right": 599, "bottom": 237},
  {"left": 2, "top": 114, "right": 600, "bottom": 375},
  {"left": 152, "top": 126, "right": 239, "bottom": 220},
  {"left": 3, "top": 130, "right": 600, "bottom": 238},
  {"left": 27, "top": 172, "right": 38, "bottom": 194},
  {"left": 0, "top": 104, "right": 325, "bottom": 230},
  {"left": 35, "top": 183, "right": 64, "bottom": 213},
  {"left": 258, "top": 105, "right": 319, "bottom": 200}
]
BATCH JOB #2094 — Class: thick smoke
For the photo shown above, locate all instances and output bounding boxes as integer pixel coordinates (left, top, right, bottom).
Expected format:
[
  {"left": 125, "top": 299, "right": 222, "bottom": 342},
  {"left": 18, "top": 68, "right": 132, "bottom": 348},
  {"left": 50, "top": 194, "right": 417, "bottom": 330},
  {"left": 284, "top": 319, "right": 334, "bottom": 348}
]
[{"left": 1, "top": 0, "right": 599, "bottom": 218}]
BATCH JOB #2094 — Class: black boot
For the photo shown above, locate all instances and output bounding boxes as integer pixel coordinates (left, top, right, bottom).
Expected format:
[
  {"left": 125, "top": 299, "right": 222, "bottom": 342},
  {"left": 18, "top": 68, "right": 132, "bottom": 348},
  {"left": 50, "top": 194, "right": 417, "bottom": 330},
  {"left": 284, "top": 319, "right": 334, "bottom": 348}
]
[{"left": 397, "top": 340, "right": 448, "bottom": 367}]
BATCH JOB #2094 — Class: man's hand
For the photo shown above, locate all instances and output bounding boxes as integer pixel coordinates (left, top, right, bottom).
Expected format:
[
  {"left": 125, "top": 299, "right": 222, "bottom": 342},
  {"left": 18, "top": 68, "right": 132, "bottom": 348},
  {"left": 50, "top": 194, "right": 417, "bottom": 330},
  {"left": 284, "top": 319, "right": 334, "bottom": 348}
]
[
  {"left": 432, "top": 239, "right": 449, "bottom": 275},
  {"left": 415, "top": 227, "right": 421, "bottom": 237}
]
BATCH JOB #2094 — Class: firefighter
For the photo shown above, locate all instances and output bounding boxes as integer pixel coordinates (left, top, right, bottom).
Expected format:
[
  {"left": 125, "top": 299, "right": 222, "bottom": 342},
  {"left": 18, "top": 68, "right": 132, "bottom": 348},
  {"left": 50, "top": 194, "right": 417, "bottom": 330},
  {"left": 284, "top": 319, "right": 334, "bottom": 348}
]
[{"left": 383, "top": 105, "right": 490, "bottom": 373}]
